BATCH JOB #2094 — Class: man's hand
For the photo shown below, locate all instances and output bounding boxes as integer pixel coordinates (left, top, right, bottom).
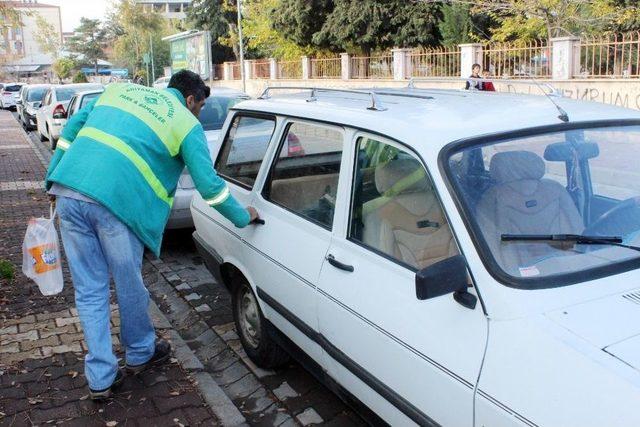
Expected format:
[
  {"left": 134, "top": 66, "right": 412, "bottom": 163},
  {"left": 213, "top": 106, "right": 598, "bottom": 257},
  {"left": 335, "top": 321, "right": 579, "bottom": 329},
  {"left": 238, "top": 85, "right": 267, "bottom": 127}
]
[
  {"left": 247, "top": 206, "right": 259, "bottom": 223},
  {"left": 49, "top": 194, "right": 56, "bottom": 203}
]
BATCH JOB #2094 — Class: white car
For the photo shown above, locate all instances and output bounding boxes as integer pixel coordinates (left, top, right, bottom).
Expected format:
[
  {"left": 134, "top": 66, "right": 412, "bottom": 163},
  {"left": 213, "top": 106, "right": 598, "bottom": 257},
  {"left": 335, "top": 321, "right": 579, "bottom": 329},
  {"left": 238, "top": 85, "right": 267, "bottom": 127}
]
[
  {"left": 36, "top": 83, "right": 103, "bottom": 149},
  {"left": 166, "top": 88, "right": 250, "bottom": 229},
  {"left": 191, "top": 85, "right": 640, "bottom": 426},
  {"left": 65, "top": 89, "right": 104, "bottom": 119},
  {"left": 0, "top": 82, "right": 24, "bottom": 109},
  {"left": 17, "top": 84, "right": 50, "bottom": 130},
  {"left": 153, "top": 76, "right": 171, "bottom": 89}
]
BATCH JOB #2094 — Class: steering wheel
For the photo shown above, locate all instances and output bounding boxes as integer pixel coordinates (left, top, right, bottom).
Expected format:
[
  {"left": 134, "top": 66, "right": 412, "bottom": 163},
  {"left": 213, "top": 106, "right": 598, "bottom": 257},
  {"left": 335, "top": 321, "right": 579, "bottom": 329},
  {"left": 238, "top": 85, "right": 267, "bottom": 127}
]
[{"left": 584, "top": 197, "right": 640, "bottom": 237}]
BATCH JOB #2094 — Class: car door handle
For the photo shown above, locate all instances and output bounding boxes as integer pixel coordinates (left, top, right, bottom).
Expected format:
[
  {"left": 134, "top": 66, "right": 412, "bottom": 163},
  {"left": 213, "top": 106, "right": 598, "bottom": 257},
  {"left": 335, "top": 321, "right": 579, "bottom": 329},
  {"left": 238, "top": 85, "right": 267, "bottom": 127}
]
[{"left": 326, "top": 254, "right": 354, "bottom": 272}]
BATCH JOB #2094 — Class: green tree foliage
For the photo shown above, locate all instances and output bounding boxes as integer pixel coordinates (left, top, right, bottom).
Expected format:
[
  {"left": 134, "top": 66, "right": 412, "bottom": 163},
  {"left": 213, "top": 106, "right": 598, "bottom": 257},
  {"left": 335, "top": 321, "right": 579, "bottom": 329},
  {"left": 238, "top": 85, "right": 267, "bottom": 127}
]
[
  {"left": 33, "top": 13, "right": 61, "bottom": 59},
  {"left": 468, "top": 0, "right": 638, "bottom": 42},
  {"left": 67, "top": 18, "right": 107, "bottom": 75},
  {"left": 187, "top": 0, "right": 237, "bottom": 62},
  {"left": 313, "top": 0, "right": 441, "bottom": 54},
  {"left": 242, "top": 0, "right": 309, "bottom": 59},
  {"left": 271, "top": 0, "right": 333, "bottom": 48},
  {"left": 109, "top": 0, "right": 170, "bottom": 83},
  {"left": 52, "top": 57, "right": 75, "bottom": 83},
  {"left": 439, "top": 2, "right": 472, "bottom": 46},
  {"left": 72, "top": 70, "right": 88, "bottom": 83}
]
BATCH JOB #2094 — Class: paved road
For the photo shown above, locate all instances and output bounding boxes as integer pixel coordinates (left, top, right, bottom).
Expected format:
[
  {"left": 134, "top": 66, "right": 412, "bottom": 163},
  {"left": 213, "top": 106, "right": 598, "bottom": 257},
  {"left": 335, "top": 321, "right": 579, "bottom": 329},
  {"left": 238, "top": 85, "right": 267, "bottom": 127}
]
[{"left": 14, "top": 112, "right": 366, "bottom": 427}]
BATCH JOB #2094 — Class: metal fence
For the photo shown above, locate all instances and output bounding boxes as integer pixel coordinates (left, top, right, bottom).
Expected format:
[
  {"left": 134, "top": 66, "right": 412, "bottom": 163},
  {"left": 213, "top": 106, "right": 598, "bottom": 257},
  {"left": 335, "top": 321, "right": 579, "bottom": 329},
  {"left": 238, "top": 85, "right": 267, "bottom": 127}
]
[
  {"left": 224, "top": 62, "right": 241, "bottom": 80},
  {"left": 350, "top": 53, "right": 393, "bottom": 79},
  {"left": 482, "top": 40, "right": 551, "bottom": 78},
  {"left": 212, "top": 64, "right": 224, "bottom": 80},
  {"left": 577, "top": 32, "right": 640, "bottom": 78},
  {"left": 310, "top": 57, "right": 341, "bottom": 79},
  {"left": 410, "top": 46, "right": 460, "bottom": 78},
  {"left": 277, "top": 60, "right": 302, "bottom": 79},
  {"left": 252, "top": 60, "right": 271, "bottom": 79}
]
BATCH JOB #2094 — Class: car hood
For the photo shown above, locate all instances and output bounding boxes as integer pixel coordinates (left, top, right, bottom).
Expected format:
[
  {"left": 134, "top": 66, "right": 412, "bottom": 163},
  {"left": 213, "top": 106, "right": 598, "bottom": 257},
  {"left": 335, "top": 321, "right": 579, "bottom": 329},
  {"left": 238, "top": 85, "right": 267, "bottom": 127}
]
[{"left": 546, "top": 288, "right": 640, "bottom": 370}]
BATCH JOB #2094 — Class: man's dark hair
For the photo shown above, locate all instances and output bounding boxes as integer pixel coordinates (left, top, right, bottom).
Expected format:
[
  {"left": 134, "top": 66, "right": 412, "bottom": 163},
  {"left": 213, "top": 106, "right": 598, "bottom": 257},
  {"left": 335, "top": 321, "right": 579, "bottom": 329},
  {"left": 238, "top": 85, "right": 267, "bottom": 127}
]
[
  {"left": 472, "top": 63, "right": 481, "bottom": 70},
  {"left": 168, "top": 70, "right": 209, "bottom": 101}
]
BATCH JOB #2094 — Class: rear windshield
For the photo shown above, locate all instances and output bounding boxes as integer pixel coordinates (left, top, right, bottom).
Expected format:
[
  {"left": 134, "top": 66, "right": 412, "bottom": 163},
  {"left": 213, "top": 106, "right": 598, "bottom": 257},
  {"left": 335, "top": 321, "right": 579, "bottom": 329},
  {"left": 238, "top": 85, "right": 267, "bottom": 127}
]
[
  {"left": 56, "top": 85, "right": 102, "bottom": 101},
  {"left": 199, "top": 95, "right": 247, "bottom": 131},
  {"left": 27, "top": 88, "right": 47, "bottom": 101},
  {"left": 80, "top": 92, "right": 102, "bottom": 109},
  {"left": 445, "top": 123, "right": 640, "bottom": 289},
  {"left": 4, "top": 85, "right": 21, "bottom": 92}
]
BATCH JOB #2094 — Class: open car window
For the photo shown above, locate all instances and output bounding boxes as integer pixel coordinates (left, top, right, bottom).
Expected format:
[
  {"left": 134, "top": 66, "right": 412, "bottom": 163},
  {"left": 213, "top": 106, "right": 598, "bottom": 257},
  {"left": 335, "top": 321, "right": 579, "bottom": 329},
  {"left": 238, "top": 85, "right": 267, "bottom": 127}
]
[{"left": 446, "top": 123, "right": 640, "bottom": 288}]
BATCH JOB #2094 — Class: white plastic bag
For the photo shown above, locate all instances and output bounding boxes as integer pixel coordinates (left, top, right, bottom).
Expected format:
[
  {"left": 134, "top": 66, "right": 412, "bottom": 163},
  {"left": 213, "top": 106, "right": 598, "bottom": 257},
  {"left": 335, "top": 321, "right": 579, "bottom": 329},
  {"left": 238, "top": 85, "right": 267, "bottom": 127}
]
[{"left": 22, "top": 203, "right": 63, "bottom": 295}]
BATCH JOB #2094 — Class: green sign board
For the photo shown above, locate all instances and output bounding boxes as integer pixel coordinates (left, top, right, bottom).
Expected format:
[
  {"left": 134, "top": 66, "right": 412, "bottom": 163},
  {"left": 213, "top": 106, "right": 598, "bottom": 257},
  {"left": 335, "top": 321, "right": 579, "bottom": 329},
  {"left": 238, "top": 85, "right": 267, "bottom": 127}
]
[{"left": 169, "top": 32, "right": 210, "bottom": 79}]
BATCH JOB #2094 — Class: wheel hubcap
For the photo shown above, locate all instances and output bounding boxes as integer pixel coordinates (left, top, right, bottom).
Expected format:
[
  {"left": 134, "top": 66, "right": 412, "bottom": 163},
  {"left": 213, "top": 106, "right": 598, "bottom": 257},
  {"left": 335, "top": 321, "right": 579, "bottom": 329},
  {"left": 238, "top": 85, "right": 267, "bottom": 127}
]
[{"left": 239, "top": 288, "right": 261, "bottom": 349}]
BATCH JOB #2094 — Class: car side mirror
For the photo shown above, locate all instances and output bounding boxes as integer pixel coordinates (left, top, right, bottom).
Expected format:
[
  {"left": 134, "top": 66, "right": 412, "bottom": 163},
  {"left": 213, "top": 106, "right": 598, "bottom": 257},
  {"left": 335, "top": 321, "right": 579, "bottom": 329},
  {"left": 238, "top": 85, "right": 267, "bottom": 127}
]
[{"left": 415, "top": 255, "right": 477, "bottom": 309}]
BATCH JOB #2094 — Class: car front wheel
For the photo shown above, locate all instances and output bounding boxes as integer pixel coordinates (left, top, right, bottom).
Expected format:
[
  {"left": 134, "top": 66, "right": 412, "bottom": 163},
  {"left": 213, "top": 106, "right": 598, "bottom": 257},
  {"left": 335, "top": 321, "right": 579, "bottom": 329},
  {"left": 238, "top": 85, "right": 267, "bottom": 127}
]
[{"left": 232, "top": 279, "right": 290, "bottom": 369}]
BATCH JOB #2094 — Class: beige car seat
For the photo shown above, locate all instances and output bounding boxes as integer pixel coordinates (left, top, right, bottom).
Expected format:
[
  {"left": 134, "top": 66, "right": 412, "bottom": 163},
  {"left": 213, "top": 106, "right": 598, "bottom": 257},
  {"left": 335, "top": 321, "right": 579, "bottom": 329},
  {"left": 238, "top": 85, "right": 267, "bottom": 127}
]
[
  {"left": 476, "top": 151, "right": 584, "bottom": 275},
  {"left": 363, "top": 158, "right": 457, "bottom": 270}
]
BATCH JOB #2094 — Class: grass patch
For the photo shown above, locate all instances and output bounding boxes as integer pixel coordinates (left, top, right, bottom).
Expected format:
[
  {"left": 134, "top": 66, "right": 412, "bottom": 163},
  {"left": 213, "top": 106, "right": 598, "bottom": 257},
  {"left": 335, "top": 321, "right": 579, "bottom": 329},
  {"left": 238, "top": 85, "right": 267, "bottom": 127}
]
[{"left": 0, "top": 259, "right": 15, "bottom": 282}]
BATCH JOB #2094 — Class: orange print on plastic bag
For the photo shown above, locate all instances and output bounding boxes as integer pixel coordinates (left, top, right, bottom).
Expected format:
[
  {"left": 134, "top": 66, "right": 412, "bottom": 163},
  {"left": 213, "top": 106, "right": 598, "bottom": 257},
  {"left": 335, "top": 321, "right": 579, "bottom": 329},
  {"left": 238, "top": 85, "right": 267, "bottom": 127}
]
[{"left": 28, "top": 243, "right": 59, "bottom": 274}]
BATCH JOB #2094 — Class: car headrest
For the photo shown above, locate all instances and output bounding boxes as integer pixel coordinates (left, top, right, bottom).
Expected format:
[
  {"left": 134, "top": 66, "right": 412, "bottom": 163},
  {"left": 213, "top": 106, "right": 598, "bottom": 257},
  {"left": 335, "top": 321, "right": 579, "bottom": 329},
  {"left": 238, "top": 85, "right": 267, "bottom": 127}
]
[
  {"left": 490, "top": 151, "right": 545, "bottom": 184},
  {"left": 375, "top": 158, "right": 429, "bottom": 195}
]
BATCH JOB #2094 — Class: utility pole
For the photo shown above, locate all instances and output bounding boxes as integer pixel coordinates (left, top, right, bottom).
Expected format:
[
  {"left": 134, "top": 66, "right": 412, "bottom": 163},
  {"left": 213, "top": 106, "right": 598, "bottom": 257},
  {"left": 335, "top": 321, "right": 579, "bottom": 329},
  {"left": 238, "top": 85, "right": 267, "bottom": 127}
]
[
  {"left": 237, "top": 0, "right": 245, "bottom": 93},
  {"left": 149, "top": 34, "right": 155, "bottom": 85}
]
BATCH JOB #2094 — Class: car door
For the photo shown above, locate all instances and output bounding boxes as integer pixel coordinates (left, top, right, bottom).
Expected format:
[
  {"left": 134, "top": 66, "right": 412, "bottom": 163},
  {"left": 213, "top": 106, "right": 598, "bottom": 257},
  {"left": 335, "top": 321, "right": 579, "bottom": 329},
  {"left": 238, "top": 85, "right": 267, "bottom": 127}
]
[
  {"left": 317, "top": 133, "right": 488, "bottom": 426},
  {"left": 192, "top": 113, "right": 278, "bottom": 272},
  {"left": 37, "top": 90, "right": 51, "bottom": 136},
  {"left": 247, "top": 119, "right": 346, "bottom": 363}
]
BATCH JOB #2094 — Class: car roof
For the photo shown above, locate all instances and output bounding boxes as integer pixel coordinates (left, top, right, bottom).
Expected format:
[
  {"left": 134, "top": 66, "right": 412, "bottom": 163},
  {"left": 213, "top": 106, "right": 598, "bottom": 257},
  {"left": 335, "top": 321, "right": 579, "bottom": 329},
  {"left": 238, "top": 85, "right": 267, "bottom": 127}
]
[
  {"left": 53, "top": 83, "right": 103, "bottom": 90},
  {"left": 75, "top": 89, "right": 104, "bottom": 97},
  {"left": 234, "top": 87, "right": 640, "bottom": 155},
  {"left": 210, "top": 87, "right": 249, "bottom": 98}
]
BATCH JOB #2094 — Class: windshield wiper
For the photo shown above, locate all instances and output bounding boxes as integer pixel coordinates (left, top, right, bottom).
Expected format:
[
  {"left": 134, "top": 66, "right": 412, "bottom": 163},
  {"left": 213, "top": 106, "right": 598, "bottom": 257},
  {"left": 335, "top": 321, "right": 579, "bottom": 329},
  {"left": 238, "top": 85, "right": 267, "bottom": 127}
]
[{"left": 501, "top": 234, "right": 640, "bottom": 252}]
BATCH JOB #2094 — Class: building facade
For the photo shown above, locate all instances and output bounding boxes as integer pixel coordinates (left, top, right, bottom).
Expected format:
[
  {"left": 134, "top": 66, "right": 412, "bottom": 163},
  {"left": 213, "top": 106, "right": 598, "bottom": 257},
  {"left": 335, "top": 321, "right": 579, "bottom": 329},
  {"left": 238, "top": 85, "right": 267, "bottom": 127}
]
[
  {"left": 0, "top": 0, "right": 62, "bottom": 79},
  {"left": 135, "top": 0, "right": 191, "bottom": 20}
]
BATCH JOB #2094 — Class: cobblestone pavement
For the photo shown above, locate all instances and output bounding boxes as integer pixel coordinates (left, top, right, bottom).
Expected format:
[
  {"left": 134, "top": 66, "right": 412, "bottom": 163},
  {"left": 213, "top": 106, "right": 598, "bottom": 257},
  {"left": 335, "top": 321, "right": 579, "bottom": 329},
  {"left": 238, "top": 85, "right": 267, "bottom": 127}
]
[
  {"left": 7, "top": 111, "right": 367, "bottom": 426},
  {"left": 0, "top": 112, "right": 218, "bottom": 426}
]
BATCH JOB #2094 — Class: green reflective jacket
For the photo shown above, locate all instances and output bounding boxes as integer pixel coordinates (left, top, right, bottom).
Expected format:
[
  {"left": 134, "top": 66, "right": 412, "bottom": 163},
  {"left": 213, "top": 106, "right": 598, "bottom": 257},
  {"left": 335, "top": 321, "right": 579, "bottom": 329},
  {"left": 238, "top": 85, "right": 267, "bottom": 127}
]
[{"left": 46, "top": 83, "right": 250, "bottom": 256}]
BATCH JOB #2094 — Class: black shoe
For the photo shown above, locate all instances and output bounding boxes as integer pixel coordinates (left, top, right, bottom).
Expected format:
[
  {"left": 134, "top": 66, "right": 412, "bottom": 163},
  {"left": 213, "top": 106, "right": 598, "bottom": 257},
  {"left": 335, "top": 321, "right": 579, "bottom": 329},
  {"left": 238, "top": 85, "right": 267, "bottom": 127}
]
[
  {"left": 89, "top": 369, "right": 124, "bottom": 400},
  {"left": 125, "top": 339, "right": 172, "bottom": 375}
]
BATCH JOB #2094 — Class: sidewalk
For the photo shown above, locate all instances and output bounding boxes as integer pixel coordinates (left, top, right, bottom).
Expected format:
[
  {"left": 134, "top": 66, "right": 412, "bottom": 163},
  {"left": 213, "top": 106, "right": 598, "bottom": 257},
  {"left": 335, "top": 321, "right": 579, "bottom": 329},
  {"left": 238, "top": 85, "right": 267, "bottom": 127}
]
[{"left": 0, "top": 111, "right": 219, "bottom": 426}]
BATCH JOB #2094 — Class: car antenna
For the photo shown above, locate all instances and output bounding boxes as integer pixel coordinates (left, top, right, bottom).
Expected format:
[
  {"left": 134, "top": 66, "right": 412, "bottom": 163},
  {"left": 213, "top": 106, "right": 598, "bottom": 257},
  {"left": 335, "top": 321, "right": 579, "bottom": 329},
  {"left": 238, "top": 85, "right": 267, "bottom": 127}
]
[{"left": 523, "top": 73, "right": 570, "bottom": 123}]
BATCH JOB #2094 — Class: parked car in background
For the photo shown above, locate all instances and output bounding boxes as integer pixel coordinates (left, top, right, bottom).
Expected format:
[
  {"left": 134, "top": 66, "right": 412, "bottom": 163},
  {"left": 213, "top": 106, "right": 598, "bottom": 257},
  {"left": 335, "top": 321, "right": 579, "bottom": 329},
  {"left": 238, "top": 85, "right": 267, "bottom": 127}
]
[
  {"left": 166, "top": 87, "right": 250, "bottom": 229},
  {"left": 191, "top": 85, "right": 640, "bottom": 426},
  {"left": 17, "top": 84, "right": 50, "bottom": 130},
  {"left": 0, "top": 83, "right": 24, "bottom": 110},
  {"left": 65, "top": 89, "right": 104, "bottom": 119},
  {"left": 153, "top": 76, "right": 170, "bottom": 89},
  {"left": 36, "top": 83, "right": 103, "bottom": 149}
]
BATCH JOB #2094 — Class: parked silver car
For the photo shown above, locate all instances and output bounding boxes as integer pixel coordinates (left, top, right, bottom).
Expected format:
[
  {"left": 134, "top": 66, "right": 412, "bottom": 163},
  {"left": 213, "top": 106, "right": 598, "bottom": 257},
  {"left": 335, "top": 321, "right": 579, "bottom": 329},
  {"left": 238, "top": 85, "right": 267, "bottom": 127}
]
[
  {"left": 166, "top": 88, "right": 250, "bottom": 229},
  {"left": 17, "top": 84, "right": 50, "bottom": 130}
]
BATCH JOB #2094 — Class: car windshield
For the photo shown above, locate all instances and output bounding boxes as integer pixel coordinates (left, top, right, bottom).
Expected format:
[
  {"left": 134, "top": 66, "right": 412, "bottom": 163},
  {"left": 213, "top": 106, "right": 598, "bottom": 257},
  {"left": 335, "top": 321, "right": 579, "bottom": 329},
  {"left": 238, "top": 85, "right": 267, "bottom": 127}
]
[
  {"left": 446, "top": 124, "right": 640, "bottom": 288},
  {"left": 199, "top": 95, "right": 247, "bottom": 131},
  {"left": 56, "top": 86, "right": 102, "bottom": 101},
  {"left": 27, "top": 88, "right": 47, "bottom": 101},
  {"left": 5, "top": 84, "right": 21, "bottom": 92}
]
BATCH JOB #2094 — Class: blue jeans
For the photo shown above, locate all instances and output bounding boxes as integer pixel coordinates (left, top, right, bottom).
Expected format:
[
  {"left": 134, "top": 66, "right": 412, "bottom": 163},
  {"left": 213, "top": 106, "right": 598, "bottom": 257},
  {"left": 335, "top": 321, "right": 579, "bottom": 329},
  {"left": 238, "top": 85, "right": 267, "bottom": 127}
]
[{"left": 57, "top": 196, "right": 155, "bottom": 390}]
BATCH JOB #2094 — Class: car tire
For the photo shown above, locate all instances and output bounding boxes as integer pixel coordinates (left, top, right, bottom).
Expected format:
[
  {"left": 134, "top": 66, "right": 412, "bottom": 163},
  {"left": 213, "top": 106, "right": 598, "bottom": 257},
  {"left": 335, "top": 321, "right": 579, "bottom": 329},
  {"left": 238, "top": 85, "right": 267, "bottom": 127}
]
[
  {"left": 232, "top": 279, "right": 290, "bottom": 369},
  {"left": 50, "top": 134, "right": 57, "bottom": 151},
  {"left": 39, "top": 129, "right": 47, "bottom": 142}
]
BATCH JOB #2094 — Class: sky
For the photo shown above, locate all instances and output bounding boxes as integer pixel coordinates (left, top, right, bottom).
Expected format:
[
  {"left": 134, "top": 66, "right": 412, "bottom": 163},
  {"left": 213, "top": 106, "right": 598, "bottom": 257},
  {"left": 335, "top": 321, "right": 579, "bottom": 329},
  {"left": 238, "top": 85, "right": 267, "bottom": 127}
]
[{"left": 44, "top": 0, "right": 114, "bottom": 32}]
